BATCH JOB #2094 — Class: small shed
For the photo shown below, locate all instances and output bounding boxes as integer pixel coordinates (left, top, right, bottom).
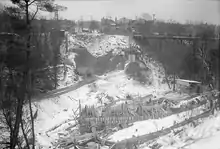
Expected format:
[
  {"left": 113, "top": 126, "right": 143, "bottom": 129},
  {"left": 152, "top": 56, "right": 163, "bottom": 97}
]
[
  {"left": 127, "top": 47, "right": 139, "bottom": 62},
  {"left": 50, "top": 29, "right": 65, "bottom": 38},
  {"left": 176, "top": 79, "right": 202, "bottom": 94},
  {"left": 176, "top": 79, "right": 201, "bottom": 87}
]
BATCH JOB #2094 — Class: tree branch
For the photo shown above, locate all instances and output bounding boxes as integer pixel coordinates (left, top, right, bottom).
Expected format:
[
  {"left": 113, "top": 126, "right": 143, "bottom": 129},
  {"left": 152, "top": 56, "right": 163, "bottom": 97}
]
[
  {"left": 21, "top": 119, "right": 30, "bottom": 149},
  {"left": 31, "top": 5, "right": 38, "bottom": 21},
  {"left": 2, "top": 110, "right": 12, "bottom": 132},
  {"left": 28, "top": 0, "right": 37, "bottom": 6},
  {"left": 0, "top": 142, "right": 10, "bottom": 145}
]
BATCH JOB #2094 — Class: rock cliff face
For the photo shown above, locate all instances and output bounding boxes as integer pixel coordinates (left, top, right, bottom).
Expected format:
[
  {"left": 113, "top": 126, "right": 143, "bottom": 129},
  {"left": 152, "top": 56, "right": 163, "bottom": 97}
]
[
  {"left": 60, "top": 32, "right": 167, "bottom": 87},
  {"left": 65, "top": 34, "right": 129, "bottom": 77},
  {"left": 72, "top": 48, "right": 97, "bottom": 77},
  {"left": 125, "top": 61, "right": 153, "bottom": 85}
]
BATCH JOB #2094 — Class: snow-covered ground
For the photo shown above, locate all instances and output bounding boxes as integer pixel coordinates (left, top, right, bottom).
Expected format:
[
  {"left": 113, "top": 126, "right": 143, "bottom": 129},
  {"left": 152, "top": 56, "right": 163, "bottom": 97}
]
[
  {"left": 140, "top": 112, "right": 220, "bottom": 149},
  {"left": 108, "top": 106, "right": 206, "bottom": 142},
  {"left": 1, "top": 32, "right": 216, "bottom": 149},
  {"left": 33, "top": 32, "right": 212, "bottom": 148},
  {"left": 32, "top": 70, "right": 169, "bottom": 148},
  {"left": 33, "top": 69, "right": 211, "bottom": 148}
]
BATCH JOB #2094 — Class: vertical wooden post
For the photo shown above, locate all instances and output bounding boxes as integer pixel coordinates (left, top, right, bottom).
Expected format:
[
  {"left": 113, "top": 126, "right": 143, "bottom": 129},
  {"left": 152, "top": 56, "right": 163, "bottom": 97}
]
[{"left": 164, "top": 66, "right": 171, "bottom": 89}]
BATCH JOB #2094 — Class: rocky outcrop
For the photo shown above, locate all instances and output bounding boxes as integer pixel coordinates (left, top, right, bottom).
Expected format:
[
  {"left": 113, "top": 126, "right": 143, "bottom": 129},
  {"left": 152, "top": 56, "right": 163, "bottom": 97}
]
[{"left": 125, "top": 61, "right": 153, "bottom": 85}]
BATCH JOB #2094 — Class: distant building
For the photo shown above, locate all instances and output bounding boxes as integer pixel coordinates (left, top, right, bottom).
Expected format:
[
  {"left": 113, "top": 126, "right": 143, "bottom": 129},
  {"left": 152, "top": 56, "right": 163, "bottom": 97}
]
[
  {"left": 125, "top": 47, "right": 140, "bottom": 63},
  {"left": 130, "top": 18, "right": 146, "bottom": 26},
  {"left": 82, "top": 28, "right": 90, "bottom": 33},
  {"left": 75, "top": 26, "right": 82, "bottom": 33},
  {"left": 215, "top": 25, "right": 220, "bottom": 38},
  {"left": 101, "top": 17, "right": 115, "bottom": 26},
  {"left": 110, "top": 23, "right": 117, "bottom": 26},
  {"left": 75, "top": 21, "right": 93, "bottom": 33},
  {"left": 117, "top": 17, "right": 131, "bottom": 24},
  {"left": 128, "top": 53, "right": 136, "bottom": 62},
  {"left": 141, "top": 13, "right": 153, "bottom": 21}
]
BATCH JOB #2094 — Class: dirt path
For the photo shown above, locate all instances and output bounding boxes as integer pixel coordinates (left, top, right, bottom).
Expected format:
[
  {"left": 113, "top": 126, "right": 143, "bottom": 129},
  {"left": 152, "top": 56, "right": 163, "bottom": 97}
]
[{"left": 33, "top": 76, "right": 98, "bottom": 102}]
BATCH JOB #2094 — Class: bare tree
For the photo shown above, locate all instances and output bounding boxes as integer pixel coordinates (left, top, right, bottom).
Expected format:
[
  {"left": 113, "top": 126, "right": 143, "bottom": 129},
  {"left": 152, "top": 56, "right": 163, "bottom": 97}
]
[{"left": 0, "top": 0, "right": 62, "bottom": 148}]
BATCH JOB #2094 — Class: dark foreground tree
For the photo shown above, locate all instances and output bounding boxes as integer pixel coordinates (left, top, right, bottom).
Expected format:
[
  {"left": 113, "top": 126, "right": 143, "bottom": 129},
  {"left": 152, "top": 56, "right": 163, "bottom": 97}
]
[{"left": 0, "top": 0, "right": 64, "bottom": 148}]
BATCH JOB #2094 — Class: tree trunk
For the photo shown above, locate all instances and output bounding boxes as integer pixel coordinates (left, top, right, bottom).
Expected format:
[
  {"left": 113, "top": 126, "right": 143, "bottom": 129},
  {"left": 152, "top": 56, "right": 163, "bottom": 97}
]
[
  {"left": 192, "top": 39, "right": 197, "bottom": 80},
  {"left": 65, "top": 33, "right": 68, "bottom": 54},
  {"left": 9, "top": 3, "right": 34, "bottom": 145},
  {"left": 25, "top": 1, "right": 35, "bottom": 149},
  {"left": 54, "top": 50, "right": 59, "bottom": 89},
  {"left": 165, "top": 75, "right": 171, "bottom": 89},
  {"left": 53, "top": 39, "right": 60, "bottom": 89},
  {"left": 28, "top": 71, "right": 35, "bottom": 149},
  {"left": 21, "top": 119, "right": 30, "bottom": 149},
  {"left": 10, "top": 79, "right": 26, "bottom": 149},
  {"left": 163, "top": 66, "right": 171, "bottom": 89},
  {"left": 173, "top": 73, "right": 176, "bottom": 91},
  {"left": 63, "top": 64, "right": 67, "bottom": 81}
]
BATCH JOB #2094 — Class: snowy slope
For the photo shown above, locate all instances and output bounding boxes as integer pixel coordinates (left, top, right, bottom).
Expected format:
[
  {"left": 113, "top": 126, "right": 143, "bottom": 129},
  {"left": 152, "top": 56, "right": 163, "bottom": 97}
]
[
  {"left": 57, "top": 65, "right": 79, "bottom": 88},
  {"left": 32, "top": 33, "right": 182, "bottom": 148},
  {"left": 28, "top": 32, "right": 204, "bottom": 148},
  {"left": 33, "top": 70, "right": 170, "bottom": 148},
  {"left": 35, "top": 70, "right": 168, "bottom": 130},
  {"left": 138, "top": 112, "right": 220, "bottom": 149},
  {"left": 108, "top": 106, "right": 206, "bottom": 142},
  {"left": 1, "top": 32, "right": 216, "bottom": 149}
]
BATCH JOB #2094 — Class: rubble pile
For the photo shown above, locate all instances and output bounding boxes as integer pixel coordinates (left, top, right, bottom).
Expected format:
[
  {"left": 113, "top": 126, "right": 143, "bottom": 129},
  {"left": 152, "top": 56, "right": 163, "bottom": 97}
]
[
  {"left": 92, "top": 35, "right": 129, "bottom": 57},
  {"left": 65, "top": 33, "right": 129, "bottom": 57}
]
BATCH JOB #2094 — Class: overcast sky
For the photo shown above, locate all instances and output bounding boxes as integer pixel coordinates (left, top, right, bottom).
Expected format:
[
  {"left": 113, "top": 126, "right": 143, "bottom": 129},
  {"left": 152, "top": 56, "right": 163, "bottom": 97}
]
[
  {"left": 49, "top": 0, "right": 220, "bottom": 24},
  {"left": 1, "top": 0, "right": 220, "bottom": 24}
]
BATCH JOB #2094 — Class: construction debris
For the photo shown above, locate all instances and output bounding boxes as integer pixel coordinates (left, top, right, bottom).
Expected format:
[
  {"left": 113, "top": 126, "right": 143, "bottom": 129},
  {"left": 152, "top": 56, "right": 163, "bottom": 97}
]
[{"left": 52, "top": 90, "right": 219, "bottom": 149}]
